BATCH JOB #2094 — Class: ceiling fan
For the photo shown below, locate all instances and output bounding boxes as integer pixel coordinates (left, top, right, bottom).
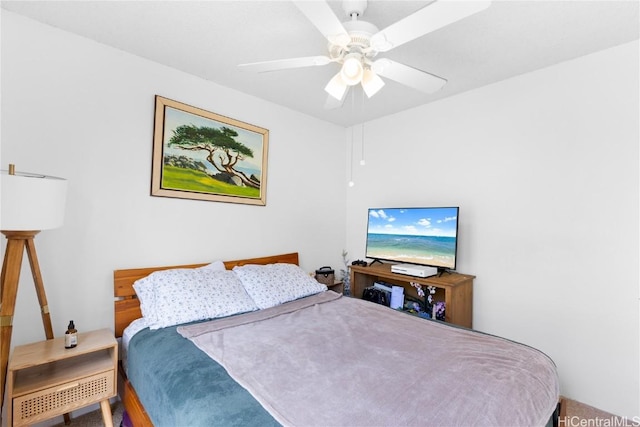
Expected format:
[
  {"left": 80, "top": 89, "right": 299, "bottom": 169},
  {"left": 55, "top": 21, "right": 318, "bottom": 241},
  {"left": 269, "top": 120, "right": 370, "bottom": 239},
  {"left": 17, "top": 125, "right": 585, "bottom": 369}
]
[{"left": 239, "top": 0, "right": 491, "bottom": 107}]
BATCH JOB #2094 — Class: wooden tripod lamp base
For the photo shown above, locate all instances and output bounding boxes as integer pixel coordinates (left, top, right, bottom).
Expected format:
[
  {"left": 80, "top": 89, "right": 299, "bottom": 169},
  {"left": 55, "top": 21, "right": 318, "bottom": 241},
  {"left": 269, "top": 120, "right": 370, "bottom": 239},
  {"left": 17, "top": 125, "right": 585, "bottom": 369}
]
[{"left": 0, "top": 230, "right": 55, "bottom": 407}]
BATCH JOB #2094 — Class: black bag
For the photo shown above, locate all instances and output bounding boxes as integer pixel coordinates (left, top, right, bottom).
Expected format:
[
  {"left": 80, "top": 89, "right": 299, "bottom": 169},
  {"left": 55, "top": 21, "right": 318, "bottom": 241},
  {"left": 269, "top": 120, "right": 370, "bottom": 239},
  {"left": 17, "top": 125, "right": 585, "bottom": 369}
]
[{"left": 362, "top": 287, "right": 390, "bottom": 306}]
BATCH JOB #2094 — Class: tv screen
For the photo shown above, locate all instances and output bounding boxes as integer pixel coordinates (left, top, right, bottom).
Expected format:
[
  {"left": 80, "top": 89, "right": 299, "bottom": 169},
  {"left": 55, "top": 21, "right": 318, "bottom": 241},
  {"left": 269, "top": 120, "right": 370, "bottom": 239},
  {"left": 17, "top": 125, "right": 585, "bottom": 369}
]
[{"left": 365, "top": 207, "right": 459, "bottom": 271}]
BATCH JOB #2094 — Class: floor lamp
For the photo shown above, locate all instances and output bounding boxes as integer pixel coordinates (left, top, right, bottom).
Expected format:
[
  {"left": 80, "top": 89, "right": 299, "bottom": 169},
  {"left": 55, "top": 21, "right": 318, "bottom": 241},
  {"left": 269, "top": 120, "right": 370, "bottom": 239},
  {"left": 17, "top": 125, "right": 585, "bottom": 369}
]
[{"left": 0, "top": 164, "right": 67, "bottom": 409}]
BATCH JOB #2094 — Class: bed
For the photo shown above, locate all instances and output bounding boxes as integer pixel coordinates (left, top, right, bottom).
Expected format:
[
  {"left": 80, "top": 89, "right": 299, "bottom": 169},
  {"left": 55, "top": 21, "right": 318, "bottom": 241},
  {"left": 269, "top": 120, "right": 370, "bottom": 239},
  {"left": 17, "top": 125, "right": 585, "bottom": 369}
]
[{"left": 114, "top": 252, "right": 561, "bottom": 426}]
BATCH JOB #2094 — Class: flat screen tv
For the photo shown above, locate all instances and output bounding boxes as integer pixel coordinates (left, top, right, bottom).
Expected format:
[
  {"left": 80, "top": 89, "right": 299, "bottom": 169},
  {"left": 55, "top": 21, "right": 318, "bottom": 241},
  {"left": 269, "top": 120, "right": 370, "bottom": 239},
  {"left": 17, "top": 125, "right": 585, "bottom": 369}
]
[{"left": 365, "top": 207, "right": 459, "bottom": 272}]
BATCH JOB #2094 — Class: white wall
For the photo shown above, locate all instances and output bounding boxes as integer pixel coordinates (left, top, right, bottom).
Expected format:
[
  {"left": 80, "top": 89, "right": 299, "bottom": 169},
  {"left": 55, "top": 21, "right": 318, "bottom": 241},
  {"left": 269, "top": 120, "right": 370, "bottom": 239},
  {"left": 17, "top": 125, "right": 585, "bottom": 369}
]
[
  {"left": 345, "top": 40, "right": 639, "bottom": 417},
  {"left": 0, "top": 11, "right": 346, "bottom": 349}
]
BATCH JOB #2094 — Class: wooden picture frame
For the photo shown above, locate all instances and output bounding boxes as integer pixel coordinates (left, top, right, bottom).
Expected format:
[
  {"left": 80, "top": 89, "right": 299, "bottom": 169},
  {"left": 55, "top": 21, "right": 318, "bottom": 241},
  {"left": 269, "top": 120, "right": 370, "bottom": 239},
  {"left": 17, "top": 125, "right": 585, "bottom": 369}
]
[{"left": 151, "top": 96, "right": 269, "bottom": 205}]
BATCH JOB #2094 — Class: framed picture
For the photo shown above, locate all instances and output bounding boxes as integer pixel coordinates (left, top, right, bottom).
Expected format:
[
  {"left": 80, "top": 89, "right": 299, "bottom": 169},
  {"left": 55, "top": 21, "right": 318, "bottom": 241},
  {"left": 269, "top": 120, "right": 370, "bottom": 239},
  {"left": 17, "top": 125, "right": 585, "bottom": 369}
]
[{"left": 151, "top": 96, "right": 269, "bottom": 205}]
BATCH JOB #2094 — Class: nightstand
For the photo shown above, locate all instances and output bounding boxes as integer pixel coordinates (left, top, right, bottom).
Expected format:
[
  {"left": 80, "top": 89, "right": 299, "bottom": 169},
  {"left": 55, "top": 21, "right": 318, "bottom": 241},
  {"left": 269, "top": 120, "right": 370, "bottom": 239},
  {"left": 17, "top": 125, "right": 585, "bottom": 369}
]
[
  {"left": 6, "top": 328, "right": 117, "bottom": 426},
  {"left": 327, "top": 280, "right": 344, "bottom": 294}
]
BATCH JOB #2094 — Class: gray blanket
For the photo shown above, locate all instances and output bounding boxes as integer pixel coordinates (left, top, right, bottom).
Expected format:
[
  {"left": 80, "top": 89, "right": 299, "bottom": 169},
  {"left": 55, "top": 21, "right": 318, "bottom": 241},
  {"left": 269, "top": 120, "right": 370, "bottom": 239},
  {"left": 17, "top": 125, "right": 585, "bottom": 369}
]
[{"left": 178, "top": 292, "right": 558, "bottom": 427}]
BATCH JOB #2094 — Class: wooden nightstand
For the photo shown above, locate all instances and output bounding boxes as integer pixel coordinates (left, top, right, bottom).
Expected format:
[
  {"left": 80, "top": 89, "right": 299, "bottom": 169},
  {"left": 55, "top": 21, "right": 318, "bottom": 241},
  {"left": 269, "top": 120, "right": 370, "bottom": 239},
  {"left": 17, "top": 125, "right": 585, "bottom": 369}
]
[
  {"left": 327, "top": 280, "right": 344, "bottom": 294},
  {"left": 6, "top": 328, "right": 117, "bottom": 426}
]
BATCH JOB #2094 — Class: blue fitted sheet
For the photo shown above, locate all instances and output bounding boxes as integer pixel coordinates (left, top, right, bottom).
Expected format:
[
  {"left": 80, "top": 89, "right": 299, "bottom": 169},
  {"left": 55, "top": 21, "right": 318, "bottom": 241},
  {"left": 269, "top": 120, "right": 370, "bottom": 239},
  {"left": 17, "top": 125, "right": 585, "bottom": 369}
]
[{"left": 126, "top": 324, "right": 280, "bottom": 427}]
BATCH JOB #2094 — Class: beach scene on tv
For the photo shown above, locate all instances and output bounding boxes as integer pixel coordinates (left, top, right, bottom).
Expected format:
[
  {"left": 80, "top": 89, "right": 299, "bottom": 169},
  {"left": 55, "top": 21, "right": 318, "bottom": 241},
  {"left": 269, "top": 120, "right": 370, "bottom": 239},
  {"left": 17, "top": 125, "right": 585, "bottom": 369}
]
[{"left": 365, "top": 207, "right": 458, "bottom": 269}]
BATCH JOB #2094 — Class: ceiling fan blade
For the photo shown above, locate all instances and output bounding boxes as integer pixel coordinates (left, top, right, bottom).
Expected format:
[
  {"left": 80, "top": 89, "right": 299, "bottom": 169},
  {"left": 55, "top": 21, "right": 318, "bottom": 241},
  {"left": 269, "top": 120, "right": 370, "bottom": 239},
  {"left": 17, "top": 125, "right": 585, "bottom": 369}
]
[
  {"left": 292, "top": 1, "right": 351, "bottom": 47},
  {"left": 238, "top": 56, "right": 332, "bottom": 73},
  {"left": 371, "top": 0, "right": 491, "bottom": 52},
  {"left": 372, "top": 59, "right": 447, "bottom": 94}
]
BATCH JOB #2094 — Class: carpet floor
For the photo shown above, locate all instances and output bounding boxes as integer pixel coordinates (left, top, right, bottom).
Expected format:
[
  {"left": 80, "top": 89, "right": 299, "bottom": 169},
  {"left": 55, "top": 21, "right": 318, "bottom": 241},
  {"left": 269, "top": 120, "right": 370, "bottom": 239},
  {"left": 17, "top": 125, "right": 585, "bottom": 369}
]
[
  {"left": 559, "top": 397, "right": 633, "bottom": 426},
  {"left": 51, "top": 402, "right": 123, "bottom": 427}
]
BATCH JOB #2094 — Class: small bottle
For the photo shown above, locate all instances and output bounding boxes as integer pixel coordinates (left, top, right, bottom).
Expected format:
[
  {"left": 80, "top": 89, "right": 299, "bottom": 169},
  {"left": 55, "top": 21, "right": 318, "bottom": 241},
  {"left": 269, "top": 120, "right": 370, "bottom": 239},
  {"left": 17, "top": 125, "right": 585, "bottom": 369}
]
[{"left": 65, "top": 320, "right": 78, "bottom": 349}]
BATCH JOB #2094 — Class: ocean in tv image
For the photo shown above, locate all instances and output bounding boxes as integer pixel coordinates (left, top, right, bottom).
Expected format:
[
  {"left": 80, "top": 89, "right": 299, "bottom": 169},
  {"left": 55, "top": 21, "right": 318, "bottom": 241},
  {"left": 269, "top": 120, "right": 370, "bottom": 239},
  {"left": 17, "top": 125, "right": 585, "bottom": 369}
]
[
  {"left": 365, "top": 207, "right": 458, "bottom": 269},
  {"left": 366, "top": 234, "right": 456, "bottom": 268}
]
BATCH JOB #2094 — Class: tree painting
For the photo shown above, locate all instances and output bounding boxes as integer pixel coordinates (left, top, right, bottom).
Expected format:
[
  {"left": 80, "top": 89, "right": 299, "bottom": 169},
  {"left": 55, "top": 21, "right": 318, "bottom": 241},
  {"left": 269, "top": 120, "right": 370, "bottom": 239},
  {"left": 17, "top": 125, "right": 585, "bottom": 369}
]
[
  {"left": 151, "top": 96, "right": 269, "bottom": 205},
  {"left": 168, "top": 124, "right": 260, "bottom": 189}
]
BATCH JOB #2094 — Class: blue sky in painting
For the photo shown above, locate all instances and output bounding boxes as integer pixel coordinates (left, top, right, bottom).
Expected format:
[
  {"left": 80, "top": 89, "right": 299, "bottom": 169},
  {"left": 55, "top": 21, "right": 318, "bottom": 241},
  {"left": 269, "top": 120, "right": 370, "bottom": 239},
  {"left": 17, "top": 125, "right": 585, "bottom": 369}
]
[{"left": 163, "top": 106, "right": 264, "bottom": 172}]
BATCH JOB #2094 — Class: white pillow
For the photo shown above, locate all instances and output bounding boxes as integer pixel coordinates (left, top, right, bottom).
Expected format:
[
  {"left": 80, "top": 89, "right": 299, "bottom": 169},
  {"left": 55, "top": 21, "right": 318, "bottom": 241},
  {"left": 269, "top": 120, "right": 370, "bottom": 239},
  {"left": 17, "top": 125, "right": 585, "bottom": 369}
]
[
  {"left": 133, "top": 268, "right": 258, "bottom": 329},
  {"left": 133, "top": 257, "right": 226, "bottom": 319},
  {"left": 232, "top": 263, "right": 327, "bottom": 309}
]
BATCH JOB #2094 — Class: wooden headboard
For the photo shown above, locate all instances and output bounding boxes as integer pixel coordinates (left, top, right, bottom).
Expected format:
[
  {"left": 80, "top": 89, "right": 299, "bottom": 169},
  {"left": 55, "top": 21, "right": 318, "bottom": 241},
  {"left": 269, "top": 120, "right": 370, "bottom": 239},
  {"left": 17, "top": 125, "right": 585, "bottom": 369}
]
[{"left": 113, "top": 252, "right": 299, "bottom": 337}]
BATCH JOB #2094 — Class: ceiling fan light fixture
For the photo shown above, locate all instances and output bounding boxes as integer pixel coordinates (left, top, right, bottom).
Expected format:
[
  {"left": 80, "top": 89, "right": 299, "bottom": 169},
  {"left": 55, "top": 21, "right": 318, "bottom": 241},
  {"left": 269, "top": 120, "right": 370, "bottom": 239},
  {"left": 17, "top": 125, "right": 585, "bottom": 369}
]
[
  {"left": 340, "top": 55, "right": 364, "bottom": 86},
  {"left": 325, "top": 72, "right": 348, "bottom": 101},
  {"left": 370, "top": 33, "right": 393, "bottom": 52},
  {"left": 361, "top": 68, "right": 385, "bottom": 98}
]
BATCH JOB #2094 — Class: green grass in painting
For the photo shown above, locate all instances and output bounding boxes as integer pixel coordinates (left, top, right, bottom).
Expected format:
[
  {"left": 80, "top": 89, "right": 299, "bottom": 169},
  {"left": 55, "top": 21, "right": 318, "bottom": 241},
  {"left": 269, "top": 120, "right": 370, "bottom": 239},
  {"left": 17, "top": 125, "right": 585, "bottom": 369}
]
[{"left": 162, "top": 165, "right": 259, "bottom": 198}]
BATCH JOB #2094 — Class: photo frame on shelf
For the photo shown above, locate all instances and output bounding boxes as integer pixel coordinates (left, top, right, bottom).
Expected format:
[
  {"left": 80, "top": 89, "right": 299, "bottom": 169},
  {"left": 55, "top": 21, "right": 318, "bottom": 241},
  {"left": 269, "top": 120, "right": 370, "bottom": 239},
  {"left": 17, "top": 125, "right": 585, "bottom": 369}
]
[{"left": 151, "top": 95, "right": 269, "bottom": 205}]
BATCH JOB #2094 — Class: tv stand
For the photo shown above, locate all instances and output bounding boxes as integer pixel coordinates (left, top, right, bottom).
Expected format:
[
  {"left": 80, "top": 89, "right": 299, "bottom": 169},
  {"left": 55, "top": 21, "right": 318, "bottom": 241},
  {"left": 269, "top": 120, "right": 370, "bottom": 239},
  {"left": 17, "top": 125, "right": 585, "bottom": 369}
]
[
  {"left": 350, "top": 263, "right": 474, "bottom": 328},
  {"left": 368, "top": 259, "right": 384, "bottom": 266}
]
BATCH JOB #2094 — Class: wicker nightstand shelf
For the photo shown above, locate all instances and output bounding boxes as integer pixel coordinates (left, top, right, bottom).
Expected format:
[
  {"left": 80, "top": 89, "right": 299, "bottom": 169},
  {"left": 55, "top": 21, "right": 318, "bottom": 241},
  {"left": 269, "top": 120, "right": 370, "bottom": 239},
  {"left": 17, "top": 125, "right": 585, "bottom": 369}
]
[{"left": 6, "top": 329, "right": 117, "bottom": 426}]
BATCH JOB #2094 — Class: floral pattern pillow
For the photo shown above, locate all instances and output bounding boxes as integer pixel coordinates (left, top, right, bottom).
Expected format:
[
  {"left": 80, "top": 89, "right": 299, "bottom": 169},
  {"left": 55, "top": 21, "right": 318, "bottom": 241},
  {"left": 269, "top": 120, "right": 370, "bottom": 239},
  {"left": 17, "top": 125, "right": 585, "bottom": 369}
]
[
  {"left": 233, "top": 263, "right": 327, "bottom": 309},
  {"left": 133, "top": 268, "right": 258, "bottom": 329}
]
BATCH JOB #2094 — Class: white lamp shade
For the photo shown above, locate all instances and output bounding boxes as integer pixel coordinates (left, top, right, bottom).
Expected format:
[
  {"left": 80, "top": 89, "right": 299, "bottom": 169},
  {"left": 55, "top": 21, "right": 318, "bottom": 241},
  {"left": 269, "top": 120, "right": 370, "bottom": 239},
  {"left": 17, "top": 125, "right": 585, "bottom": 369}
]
[
  {"left": 340, "top": 56, "right": 364, "bottom": 86},
  {"left": 1, "top": 170, "right": 68, "bottom": 231},
  {"left": 325, "top": 72, "right": 348, "bottom": 101},
  {"left": 361, "top": 69, "right": 385, "bottom": 98}
]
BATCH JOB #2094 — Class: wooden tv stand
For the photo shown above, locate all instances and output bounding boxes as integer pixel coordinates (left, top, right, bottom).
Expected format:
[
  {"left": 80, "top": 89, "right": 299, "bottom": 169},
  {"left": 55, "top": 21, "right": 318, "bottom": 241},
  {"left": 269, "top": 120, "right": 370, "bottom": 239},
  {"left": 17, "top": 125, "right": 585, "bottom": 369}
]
[{"left": 350, "top": 263, "right": 475, "bottom": 328}]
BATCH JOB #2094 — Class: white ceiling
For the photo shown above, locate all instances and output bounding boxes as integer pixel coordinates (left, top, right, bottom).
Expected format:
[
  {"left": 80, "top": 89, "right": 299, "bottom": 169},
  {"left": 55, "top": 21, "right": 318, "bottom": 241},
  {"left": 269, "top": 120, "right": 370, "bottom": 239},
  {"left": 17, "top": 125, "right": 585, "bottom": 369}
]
[{"left": 2, "top": 0, "right": 638, "bottom": 127}]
